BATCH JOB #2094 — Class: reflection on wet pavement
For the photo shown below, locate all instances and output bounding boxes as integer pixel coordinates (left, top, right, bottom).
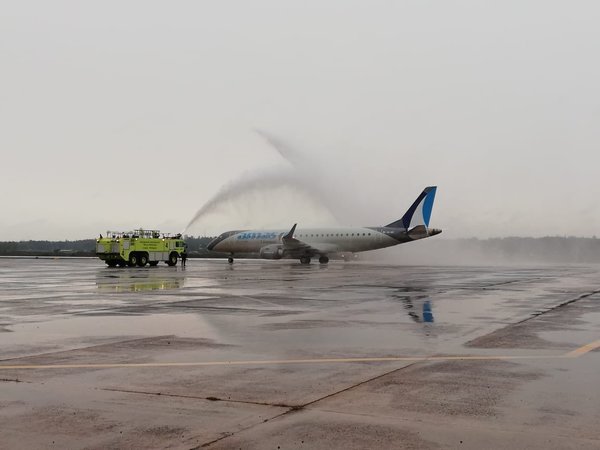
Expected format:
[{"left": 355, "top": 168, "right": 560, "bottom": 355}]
[
  {"left": 96, "top": 270, "right": 185, "bottom": 292},
  {"left": 0, "top": 258, "right": 599, "bottom": 449}
]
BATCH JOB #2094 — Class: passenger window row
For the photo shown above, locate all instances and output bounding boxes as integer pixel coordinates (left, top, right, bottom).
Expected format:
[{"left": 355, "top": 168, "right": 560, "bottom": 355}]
[{"left": 297, "top": 233, "right": 371, "bottom": 238}]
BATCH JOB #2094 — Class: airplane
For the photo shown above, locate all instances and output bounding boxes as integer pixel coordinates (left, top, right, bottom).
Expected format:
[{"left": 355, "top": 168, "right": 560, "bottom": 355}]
[{"left": 206, "top": 186, "right": 441, "bottom": 264}]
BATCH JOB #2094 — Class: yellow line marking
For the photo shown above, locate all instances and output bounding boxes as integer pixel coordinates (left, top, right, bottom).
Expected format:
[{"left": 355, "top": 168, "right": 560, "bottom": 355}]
[
  {"left": 2, "top": 340, "right": 598, "bottom": 371},
  {"left": 0, "top": 354, "right": 570, "bottom": 370},
  {"left": 565, "top": 340, "right": 600, "bottom": 358}
]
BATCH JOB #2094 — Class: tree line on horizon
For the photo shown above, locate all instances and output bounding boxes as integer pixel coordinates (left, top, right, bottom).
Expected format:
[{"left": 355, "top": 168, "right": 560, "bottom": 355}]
[
  {"left": 0, "top": 235, "right": 599, "bottom": 263},
  {"left": 0, "top": 236, "right": 216, "bottom": 257}
]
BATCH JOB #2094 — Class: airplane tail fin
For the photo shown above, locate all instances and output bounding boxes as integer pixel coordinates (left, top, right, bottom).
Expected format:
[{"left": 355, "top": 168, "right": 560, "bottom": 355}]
[{"left": 385, "top": 186, "right": 438, "bottom": 230}]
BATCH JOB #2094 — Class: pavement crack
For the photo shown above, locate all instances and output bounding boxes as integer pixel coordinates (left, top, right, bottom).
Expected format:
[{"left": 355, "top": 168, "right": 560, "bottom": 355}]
[
  {"left": 514, "top": 289, "right": 600, "bottom": 326},
  {"left": 0, "top": 378, "right": 26, "bottom": 383},
  {"left": 100, "top": 387, "right": 295, "bottom": 408},
  {"left": 483, "top": 277, "right": 544, "bottom": 289},
  {"left": 194, "top": 410, "right": 293, "bottom": 449},
  {"left": 297, "top": 361, "right": 421, "bottom": 410},
  {"left": 100, "top": 388, "right": 304, "bottom": 450},
  {"left": 197, "top": 361, "right": 423, "bottom": 448}
]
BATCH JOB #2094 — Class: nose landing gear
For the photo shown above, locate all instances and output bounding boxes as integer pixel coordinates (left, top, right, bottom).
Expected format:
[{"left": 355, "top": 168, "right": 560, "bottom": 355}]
[{"left": 318, "top": 256, "right": 329, "bottom": 264}]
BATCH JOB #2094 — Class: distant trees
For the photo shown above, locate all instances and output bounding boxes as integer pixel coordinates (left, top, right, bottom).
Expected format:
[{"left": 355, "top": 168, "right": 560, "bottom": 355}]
[
  {"left": 0, "top": 237, "right": 219, "bottom": 257},
  {"left": 0, "top": 236, "right": 599, "bottom": 263},
  {"left": 0, "top": 240, "right": 96, "bottom": 256},
  {"left": 182, "top": 235, "right": 216, "bottom": 254}
]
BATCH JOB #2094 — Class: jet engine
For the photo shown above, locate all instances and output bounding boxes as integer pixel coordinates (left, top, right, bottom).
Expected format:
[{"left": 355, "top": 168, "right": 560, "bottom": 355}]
[{"left": 259, "top": 244, "right": 284, "bottom": 260}]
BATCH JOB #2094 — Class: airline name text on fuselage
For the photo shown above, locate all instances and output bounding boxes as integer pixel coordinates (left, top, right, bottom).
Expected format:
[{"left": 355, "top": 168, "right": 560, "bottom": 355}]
[{"left": 237, "top": 232, "right": 279, "bottom": 240}]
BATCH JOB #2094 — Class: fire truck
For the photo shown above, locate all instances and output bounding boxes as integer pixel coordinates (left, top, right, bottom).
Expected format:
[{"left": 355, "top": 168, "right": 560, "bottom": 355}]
[{"left": 96, "top": 229, "right": 186, "bottom": 267}]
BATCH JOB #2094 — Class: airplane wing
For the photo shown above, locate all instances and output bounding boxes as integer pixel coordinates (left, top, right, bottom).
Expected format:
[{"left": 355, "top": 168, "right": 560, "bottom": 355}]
[{"left": 281, "top": 224, "right": 337, "bottom": 257}]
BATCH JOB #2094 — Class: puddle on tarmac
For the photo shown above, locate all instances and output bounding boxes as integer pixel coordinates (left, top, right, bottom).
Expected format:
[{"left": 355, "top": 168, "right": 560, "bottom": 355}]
[{"left": 0, "top": 313, "right": 220, "bottom": 360}]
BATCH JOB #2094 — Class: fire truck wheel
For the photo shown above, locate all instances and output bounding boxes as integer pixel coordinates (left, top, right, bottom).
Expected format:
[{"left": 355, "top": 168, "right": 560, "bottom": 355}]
[
  {"left": 167, "top": 253, "right": 178, "bottom": 266},
  {"left": 138, "top": 254, "right": 148, "bottom": 267},
  {"left": 128, "top": 254, "right": 138, "bottom": 267}
]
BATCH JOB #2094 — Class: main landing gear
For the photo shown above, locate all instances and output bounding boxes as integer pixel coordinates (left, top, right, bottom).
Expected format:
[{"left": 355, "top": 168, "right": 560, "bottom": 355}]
[
  {"left": 228, "top": 254, "right": 234, "bottom": 264},
  {"left": 300, "top": 255, "right": 329, "bottom": 265},
  {"left": 300, "top": 255, "right": 329, "bottom": 264}
]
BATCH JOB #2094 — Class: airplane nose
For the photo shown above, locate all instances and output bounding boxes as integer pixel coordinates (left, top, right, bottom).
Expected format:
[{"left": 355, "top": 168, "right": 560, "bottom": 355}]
[
  {"left": 207, "top": 231, "right": 241, "bottom": 252},
  {"left": 207, "top": 238, "right": 219, "bottom": 251},
  {"left": 207, "top": 232, "right": 232, "bottom": 251}
]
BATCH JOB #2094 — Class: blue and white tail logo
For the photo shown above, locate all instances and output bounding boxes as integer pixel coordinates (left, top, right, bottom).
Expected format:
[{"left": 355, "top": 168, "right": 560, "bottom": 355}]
[{"left": 386, "top": 186, "right": 437, "bottom": 230}]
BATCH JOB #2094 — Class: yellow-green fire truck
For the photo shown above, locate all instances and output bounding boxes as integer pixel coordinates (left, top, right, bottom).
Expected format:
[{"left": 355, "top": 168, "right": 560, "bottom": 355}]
[{"left": 96, "top": 229, "right": 186, "bottom": 267}]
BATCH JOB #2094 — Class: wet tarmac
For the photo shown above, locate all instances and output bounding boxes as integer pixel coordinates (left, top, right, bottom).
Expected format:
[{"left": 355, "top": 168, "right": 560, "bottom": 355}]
[{"left": 1, "top": 257, "right": 599, "bottom": 449}]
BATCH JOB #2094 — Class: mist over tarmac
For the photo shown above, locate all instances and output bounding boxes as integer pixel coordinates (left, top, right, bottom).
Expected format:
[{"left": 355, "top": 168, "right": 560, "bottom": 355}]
[
  {"left": 364, "top": 237, "right": 600, "bottom": 266},
  {"left": 1, "top": 2, "right": 599, "bottom": 241}
]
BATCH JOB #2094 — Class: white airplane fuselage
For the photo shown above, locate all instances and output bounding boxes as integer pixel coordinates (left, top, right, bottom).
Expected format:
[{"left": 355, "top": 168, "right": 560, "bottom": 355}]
[
  {"left": 210, "top": 227, "right": 423, "bottom": 254},
  {"left": 206, "top": 186, "right": 441, "bottom": 264}
]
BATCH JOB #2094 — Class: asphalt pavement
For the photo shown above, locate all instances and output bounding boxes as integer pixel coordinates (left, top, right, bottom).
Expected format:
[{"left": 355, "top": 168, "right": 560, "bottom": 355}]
[{"left": 1, "top": 258, "right": 599, "bottom": 449}]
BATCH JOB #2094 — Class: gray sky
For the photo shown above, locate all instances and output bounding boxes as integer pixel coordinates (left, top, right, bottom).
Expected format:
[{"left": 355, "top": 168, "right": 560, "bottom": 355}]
[{"left": 2, "top": 1, "right": 599, "bottom": 240}]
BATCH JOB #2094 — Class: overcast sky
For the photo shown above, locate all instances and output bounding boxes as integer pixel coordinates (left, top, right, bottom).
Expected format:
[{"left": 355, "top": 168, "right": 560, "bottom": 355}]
[{"left": 1, "top": 1, "right": 599, "bottom": 240}]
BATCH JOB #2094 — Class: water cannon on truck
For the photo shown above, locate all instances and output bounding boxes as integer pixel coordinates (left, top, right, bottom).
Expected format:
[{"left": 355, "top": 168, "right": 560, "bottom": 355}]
[{"left": 96, "top": 229, "right": 187, "bottom": 267}]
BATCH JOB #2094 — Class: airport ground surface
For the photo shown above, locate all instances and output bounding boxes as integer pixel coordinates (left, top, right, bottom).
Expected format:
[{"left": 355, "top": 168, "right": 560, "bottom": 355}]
[{"left": 1, "top": 258, "right": 599, "bottom": 449}]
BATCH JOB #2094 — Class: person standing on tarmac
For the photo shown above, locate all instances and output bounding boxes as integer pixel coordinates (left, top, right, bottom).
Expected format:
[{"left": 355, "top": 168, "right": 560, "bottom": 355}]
[{"left": 181, "top": 248, "right": 188, "bottom": 268}]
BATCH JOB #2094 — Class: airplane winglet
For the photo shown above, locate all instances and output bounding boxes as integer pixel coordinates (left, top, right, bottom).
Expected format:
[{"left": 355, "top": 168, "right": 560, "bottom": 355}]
[{"left": 283, "top": 223, "right": 297, "bottom": 240}]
